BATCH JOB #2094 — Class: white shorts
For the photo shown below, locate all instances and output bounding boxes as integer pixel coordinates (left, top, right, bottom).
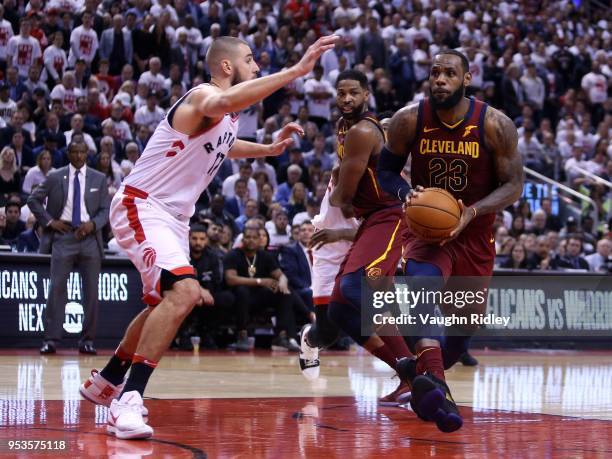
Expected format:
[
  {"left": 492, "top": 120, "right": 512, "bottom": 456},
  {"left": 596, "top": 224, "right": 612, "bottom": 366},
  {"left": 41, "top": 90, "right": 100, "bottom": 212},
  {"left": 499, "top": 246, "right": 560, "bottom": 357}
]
[
  {"left": 110, "top": 185, "right": 194, "bottom": 306},
  {"left": 312, "top": 240, "right": 351, "bottom": 304}
]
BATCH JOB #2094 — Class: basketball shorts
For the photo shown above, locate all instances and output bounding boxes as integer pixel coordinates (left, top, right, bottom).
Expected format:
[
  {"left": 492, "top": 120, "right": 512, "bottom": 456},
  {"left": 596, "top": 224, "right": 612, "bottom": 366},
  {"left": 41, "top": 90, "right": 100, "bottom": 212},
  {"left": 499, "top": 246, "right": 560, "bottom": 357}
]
[
  {"left": 312, "top": 239, "right": 352, "bottom": 305},
  {"left": 110, "top": 185, "right": 195, "bottom": 306},
  {"left": 403, "top": 227, "right": 496, "bottom": 318},
  {"left": 403, "top": 227, "right": 496, "bottom": 278},
  {"left": 330, "top": 206, "right": 406, "bottom": 305}
]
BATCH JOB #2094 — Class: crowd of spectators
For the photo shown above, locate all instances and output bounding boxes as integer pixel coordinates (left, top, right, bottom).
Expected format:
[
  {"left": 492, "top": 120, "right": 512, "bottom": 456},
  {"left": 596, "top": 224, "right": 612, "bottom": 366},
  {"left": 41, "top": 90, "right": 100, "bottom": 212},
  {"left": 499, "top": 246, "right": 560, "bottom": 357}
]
[{"left": 0, "top": 0, "right": 610, "bottom": 347}]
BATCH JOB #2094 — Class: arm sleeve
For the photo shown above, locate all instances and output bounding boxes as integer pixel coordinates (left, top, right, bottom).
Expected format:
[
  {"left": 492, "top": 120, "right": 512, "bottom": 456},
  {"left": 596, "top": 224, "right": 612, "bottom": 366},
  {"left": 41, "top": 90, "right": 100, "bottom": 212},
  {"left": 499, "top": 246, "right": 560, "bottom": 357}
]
[{"left": 376, "top": 146, "right": 411, "bottom": 202}]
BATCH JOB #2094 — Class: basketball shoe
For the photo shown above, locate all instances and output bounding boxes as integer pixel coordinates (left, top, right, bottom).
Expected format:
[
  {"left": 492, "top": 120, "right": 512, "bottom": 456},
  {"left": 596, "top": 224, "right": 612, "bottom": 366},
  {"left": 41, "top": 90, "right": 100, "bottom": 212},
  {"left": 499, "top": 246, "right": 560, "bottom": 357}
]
[
  {"left": 298, "top": 324, "right": 320, "bottom": 380},
  {"left": 107, "top": 391, "right": 154, "bottom": 440},
  {"left": 80, "top": 369, "right": 148, "bottom": 416},
  {"left": 410, "top": 373, "right": 463, "bottom": 433},
  {"left": 379, "top": 357, "right": 417, "bottom": 406},
  {"left": 378, "top": 379, "right": 412, "bottom": 406}
]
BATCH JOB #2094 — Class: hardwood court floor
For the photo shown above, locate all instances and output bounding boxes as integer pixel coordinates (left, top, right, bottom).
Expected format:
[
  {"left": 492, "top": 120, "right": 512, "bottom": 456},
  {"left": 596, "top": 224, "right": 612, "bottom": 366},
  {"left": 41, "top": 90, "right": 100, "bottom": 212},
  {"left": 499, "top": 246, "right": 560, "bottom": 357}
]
[{"left": 0, "top": 349, "right": 611, "bottom": 458}]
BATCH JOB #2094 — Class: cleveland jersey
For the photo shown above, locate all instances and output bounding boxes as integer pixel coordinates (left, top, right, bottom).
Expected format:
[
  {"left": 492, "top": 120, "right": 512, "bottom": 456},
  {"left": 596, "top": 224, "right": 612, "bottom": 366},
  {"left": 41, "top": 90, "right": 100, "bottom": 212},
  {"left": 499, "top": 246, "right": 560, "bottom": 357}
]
[
  {"left": 123, "top": 84, "right": 239, "bottom": 219},
  {"left": 336, "top": 111, "right": 398, "bottom": 218},
  {"left": 409, "top": 97, "right": 497, "bottom": 232}
]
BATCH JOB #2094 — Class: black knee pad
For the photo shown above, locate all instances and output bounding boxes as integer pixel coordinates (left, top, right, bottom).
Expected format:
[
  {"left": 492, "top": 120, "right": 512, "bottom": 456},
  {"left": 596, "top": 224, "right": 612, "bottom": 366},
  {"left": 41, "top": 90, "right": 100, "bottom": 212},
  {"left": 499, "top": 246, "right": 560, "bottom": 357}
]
[{"left": 160, "top": 269, "right": 197, "bottom": 294}]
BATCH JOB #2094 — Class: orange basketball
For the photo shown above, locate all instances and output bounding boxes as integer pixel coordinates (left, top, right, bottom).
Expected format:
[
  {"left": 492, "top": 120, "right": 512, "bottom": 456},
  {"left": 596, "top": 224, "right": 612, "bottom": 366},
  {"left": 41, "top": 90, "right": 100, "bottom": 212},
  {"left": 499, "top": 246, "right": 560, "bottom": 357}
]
[{"left": 404, "top": 187, "right": 461, "bottom": 242}]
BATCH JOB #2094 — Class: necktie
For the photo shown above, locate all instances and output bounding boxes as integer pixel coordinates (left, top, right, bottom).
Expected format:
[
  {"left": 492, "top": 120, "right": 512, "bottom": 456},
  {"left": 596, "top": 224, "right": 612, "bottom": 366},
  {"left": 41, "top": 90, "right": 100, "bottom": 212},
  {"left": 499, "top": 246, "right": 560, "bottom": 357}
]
[
  {"left": 72, "top": 170, "right": 81, "bottom": 227},
  {"left": 307, "top": 248, "right": 313, "bottom": 267}
]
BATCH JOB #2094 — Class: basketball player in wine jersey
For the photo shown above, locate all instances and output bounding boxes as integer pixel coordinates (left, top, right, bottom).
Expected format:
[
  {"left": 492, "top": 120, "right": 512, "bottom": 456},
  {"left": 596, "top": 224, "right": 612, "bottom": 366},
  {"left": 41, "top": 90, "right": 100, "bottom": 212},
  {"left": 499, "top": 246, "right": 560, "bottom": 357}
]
[
  {"left": 79, "top": 35, "right": 338, "bottom": 440},
  {"left": 301, "top": 70, "right": 414, "bottom": 402},
  {"left": 377, "top": 50, "right": 523, "bottom": 432}
]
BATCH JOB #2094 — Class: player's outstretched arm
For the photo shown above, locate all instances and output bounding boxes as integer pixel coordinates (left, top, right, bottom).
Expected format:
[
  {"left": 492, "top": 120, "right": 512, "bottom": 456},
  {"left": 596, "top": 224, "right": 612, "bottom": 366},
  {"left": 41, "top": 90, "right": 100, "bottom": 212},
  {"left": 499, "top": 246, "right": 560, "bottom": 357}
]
[
  {"left": 200, "top": 35, "right": 338, "bottom": 118},
  {"left": 376, "top": 104, "right": 419, "bottom": 202},
  {"left": 329, "top": 122, "right": 379, "bottom": 217},
  {"left": 229, "top": 123, "right": 304, "bottom": 158}
]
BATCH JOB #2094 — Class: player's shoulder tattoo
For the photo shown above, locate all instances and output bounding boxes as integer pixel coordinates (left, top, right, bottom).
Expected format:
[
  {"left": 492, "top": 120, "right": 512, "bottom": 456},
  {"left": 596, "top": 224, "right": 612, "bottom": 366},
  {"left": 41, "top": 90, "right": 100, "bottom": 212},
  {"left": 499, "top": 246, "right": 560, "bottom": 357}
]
[
  {"left": 484, "top": 106, "right": 518, "bottom": 155},
  {"left": 394, "top": 102, "right": 419, "bottom": 125}
]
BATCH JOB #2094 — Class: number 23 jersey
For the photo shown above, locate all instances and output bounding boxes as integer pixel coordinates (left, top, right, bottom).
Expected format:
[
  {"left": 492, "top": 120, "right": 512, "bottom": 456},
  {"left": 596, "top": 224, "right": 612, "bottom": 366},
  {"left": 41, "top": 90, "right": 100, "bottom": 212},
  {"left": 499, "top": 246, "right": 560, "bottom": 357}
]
[
  {"left": 409, "top": 97, "right": 497, "bottom": 232},
  {"left": 123, "top": 83, "right": 239, "bottom": 219}
]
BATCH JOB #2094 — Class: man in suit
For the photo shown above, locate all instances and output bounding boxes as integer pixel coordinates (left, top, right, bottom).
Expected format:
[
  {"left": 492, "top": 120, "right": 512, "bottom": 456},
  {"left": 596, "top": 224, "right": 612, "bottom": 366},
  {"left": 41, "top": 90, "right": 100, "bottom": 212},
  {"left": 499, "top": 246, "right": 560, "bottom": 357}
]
[
  {"left": 501, "top": 64, "right": 524, "bottom": 120},
  {"left": 98, "top": 15, "right": 133, "bottom": 76},
  {"left": 279, "top": 220, "right": 315, "bottom": 311},
  {"left": 28, "top": 142, "right": 110, "bottom": 354},
  {"left": 224, "top": 178, "right": 248, "bottom": 218},
  {"left": 554, "top": 235, "right": 590, "bottom": 270}
]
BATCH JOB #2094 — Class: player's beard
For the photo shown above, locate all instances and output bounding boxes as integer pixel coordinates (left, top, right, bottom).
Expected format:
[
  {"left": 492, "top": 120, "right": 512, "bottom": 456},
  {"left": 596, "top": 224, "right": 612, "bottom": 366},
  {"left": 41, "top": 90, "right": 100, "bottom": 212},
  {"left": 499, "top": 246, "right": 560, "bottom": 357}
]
[
  {"left": 341, "top": 101, "right": 366, "bottom": 121},
  {"left": 429, "top": 85, "right": 465, "bottom": 110}
]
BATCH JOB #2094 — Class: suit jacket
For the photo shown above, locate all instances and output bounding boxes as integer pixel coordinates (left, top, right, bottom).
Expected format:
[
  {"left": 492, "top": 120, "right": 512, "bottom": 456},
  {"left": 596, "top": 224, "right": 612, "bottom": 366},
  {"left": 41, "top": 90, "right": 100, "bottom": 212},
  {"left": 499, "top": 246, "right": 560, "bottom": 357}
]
[
  {"left": 279, "top": 242, "right": 312, "bottom": 290},
  {"left": 553, "top": 254, "right": 590, "bottom": 270},
  {"left": 170, "top": 44, "right": 196, "bottom": 80},
  {"left": 27, "top": 166, "right": 110, "bottom": 255},
  {"left": 17, "top": 228, "right": 40, "bottom": 253},
  {"left": 0, "top": 127, "right": 33, "bottom": 149},
  {"left": 99, "top": 28, "right": 133, "bottom": 64},
  {"left": 501, "top": 77, "right": 522, "bottom": 120},
  {"left": 224, "top": 197, "right": 242, "bottom": 219}
]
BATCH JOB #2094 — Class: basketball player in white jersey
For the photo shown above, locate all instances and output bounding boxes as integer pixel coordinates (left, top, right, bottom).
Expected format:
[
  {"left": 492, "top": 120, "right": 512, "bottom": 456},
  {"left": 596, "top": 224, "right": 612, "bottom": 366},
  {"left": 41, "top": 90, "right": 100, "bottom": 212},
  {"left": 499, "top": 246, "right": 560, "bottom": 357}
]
[
  {"left": 79, "top": 35, "right": 338, "bottom": 440},
  {"left": 298, "top": 170, "right": 358, "bottom": 380}
]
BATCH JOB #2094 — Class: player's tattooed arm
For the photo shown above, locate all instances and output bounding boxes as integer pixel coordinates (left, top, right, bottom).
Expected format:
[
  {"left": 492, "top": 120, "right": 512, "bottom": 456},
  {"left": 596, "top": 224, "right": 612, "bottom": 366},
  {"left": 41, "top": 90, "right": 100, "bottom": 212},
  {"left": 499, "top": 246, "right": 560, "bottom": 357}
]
[
  {"left": 377, "top": 103, "right": 419, "bottom": 202},
  {"left": 441, "top": 108, "right": 523, "bottom": 245},
  {"left": 329, "top": 122, "right": 380, "bottom": 217},
  {"left": 472, "top": 107, "right": 524, "bottom": 216}
]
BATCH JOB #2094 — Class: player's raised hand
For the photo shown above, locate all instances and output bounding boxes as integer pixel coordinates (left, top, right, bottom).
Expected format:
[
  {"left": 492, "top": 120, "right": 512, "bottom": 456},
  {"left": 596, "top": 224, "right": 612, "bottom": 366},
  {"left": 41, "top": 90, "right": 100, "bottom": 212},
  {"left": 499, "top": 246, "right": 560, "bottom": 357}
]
[
  {"left": 439, "top": 199, "right": 476, "bottom": 246},
  {"left": 277, "top": 122, "right": 304, "bottom": 142},
  {"left": 267, "top": 123, "right": 304, "bottom": 156},
  {"left": 267, "top": 137, "right": 294, "bottom": 156},
  {"left": 293, "top": 35, "right": 339, "bottom": 76}
]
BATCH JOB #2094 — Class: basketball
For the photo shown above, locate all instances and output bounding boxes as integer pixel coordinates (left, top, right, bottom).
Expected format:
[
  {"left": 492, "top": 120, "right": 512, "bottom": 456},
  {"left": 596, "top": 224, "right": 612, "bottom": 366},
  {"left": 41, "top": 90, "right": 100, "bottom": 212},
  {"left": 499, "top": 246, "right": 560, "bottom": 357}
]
[{"left": 404, "top": 188, "right": 461, "bottom": 242}]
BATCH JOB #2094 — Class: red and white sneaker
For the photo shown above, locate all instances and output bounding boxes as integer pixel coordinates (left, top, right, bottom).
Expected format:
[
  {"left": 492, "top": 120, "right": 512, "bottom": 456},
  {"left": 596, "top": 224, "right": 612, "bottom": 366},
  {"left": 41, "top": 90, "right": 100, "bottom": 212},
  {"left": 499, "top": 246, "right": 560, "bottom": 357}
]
[
  {"left": 107, "top": 391, "right": 154, "bottom": 440},
  {"left": 378, "top": 379, "right": 412, "bottom": 407},
  {"left": 80, "top": 369, "right": 148, "bottom": 417}
]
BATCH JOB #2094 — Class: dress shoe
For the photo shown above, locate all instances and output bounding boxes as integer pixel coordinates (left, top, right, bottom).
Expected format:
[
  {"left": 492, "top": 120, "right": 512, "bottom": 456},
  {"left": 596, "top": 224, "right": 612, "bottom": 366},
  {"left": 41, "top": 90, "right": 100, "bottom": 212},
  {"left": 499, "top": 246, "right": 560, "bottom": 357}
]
[
  {"left": 79, "top": 344, "right": 97, "bottom": 355},
  {"left": 40, "top": 343, "right": 56, "bottom": 354}
]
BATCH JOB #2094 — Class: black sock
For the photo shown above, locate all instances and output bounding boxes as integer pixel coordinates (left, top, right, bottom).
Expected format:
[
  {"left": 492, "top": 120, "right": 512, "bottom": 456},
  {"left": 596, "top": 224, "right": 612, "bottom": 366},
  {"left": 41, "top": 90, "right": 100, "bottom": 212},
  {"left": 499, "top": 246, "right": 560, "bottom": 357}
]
[
  {"left": 121, "top": 362, "right": 156, "bottom": 397},
  {"left": 100, "top": 354, "right": 132, "bottom": 386}
]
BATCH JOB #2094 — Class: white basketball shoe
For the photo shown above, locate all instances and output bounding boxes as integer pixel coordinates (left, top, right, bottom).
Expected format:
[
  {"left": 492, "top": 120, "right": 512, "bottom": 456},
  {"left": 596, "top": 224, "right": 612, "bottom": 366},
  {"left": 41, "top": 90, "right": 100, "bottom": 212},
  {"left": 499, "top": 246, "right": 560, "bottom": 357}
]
[
  {"left": 298, "top": 324, "right": 320, "bottom": 380},
  {"left": 107, "top": 391, "right": 154, "bottom": 440},
  {"left": 80, "top": 369, "right": 148, "bottom": 417}
]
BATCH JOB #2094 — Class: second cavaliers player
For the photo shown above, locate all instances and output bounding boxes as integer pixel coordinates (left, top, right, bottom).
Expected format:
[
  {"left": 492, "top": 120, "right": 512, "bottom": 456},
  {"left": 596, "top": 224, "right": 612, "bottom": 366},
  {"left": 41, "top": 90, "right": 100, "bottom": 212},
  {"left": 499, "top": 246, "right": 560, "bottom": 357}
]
[
  {"left": 306, "top": 70, "right": 414, "bottom": 399},
  {"left": 78, "top": 35, "right": 338, "bottom": 440},
  {"left": 377, "top": 50, "right": 523, "bottom": 432}
]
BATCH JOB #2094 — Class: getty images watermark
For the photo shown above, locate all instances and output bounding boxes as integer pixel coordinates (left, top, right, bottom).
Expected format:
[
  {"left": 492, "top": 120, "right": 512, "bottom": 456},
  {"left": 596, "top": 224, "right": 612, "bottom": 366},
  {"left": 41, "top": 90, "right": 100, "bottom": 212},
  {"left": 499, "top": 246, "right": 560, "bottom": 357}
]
[
  {"left": 370, "top": 285, "right": 509, "bottom": 327},
  {"left": 361, "top": 275, "right": 612, "bottom": 337}
]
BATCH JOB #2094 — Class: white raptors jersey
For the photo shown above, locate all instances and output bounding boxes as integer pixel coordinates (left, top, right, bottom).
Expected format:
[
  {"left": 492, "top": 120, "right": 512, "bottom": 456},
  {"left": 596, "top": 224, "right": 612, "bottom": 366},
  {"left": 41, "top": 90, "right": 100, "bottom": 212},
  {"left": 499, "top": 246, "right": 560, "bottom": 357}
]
[
  {"left": 123, "top": 84, "right": 239, "bottom": 219},
  {"left": 312, "top": 179, "right": 359, "bottom": 265}
]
